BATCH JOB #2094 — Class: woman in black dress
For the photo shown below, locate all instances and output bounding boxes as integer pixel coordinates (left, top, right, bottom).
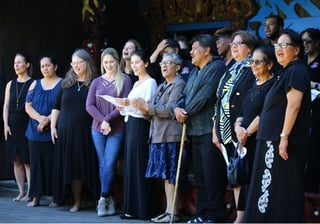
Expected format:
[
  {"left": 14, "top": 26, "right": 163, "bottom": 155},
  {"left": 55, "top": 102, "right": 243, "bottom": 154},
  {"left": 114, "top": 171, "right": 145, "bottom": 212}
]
[
  {"left": 50, "top": 49, "right": 99, "bottom": 212},
  {"left": 300, "top": 28, "right": 320, "bottom": 193},
  {"left": 234, "top": 46, "right": 275, "bottom": 221},
  {"left": 3, "top": 52, "right": 33, "bottom": 202},
  {"left": 244, "top": 29, "right": 310, "bottom": 222}
]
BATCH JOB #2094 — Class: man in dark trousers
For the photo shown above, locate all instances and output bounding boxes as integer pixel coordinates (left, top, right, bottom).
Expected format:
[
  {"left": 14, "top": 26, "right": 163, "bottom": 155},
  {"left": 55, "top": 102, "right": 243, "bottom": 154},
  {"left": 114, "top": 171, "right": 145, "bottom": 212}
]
[{"left": 174, "top": 34, "right": 228, "bottom": 223}]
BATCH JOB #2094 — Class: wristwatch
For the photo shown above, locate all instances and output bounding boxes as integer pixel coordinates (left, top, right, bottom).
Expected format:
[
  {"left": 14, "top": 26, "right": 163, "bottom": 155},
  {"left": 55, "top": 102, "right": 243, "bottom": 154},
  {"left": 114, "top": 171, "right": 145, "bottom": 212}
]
[{"left": 315, "top": 83, "right": 319, "bottom": 90}]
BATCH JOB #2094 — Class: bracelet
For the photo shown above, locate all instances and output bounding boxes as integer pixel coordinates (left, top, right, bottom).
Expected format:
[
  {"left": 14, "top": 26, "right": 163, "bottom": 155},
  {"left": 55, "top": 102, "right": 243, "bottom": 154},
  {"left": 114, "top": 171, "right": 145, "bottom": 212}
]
[{"left": 280, "top": 133, "right": 289, "bottom": 138}]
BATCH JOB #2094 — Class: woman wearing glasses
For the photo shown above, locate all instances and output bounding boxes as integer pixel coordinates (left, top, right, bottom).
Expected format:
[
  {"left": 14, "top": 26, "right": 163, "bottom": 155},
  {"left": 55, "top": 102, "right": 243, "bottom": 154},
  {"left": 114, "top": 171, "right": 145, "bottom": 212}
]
[
  {"left": 50, "top": 49, "right": 99, "bottom": 212},
  {"left": 300, "top": 28, "right": 320, "bottom": 193},
  {"left": 212, "top": 30, "right": 260, "bottom": 223},
  {"left": 130, "top": 52, "right": 186, "bottom": 223},
  {"left": 245, "top": 29, "right": 310, "bottom": 222},
  {"left": 233, "top": 46, "right": 275, "bottom": 221}
]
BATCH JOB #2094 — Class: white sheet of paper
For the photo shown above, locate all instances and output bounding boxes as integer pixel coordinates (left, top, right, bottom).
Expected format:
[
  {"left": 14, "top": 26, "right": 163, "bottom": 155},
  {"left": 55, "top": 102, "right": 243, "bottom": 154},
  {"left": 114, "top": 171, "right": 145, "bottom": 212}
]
[
  {"left": 311, "top": 89, "right": 320, "bottom": 102},
  {"left": 220, "top": 144, "right": 229, "bottom": 166},
  {"left": 97, "top": 95, "right": 124, "bottom": 107}
]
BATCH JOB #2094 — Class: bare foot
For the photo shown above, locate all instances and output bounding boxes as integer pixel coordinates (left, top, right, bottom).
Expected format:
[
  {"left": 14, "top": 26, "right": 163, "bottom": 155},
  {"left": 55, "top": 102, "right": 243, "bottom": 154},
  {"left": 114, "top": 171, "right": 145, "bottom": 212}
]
[
  {"left": 12, "top": 194, "right": 24, "bottom": 202},
  {"left": 27, "top": 198, "right": 40, "bottom": 207},
  {"left": 69, "top": 204, "right": 80, "bottom": 212},
  {"left": 48, "top": 202, "right": 58, "bottom": 208},
  {"left": 20, "top": 195, "right": 32, "bottom": 202}
]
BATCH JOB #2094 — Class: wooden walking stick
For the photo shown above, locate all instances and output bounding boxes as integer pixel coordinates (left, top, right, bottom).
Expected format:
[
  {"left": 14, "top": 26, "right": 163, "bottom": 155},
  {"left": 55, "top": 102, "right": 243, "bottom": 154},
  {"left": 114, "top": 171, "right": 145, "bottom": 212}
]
[{"left": 170, "top": 123, "right": 187, "bottom": 223}]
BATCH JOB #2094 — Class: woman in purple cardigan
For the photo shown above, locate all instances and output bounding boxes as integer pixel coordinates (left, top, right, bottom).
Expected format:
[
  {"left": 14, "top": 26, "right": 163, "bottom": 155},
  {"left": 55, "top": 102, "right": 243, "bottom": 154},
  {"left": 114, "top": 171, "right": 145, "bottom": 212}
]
[{"left": 86, "top": 47, "right": 132, "bottom": 217}]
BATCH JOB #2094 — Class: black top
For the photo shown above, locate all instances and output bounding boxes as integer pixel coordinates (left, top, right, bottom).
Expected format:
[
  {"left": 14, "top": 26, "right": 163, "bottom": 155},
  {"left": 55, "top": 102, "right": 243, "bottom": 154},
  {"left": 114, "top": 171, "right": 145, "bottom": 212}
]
[
  {"left": 257, "top": 60, "right": 311, "bottom": 144},
  {"left": 241, "top": 77, "right": 275, "bottom": 129},
  {"left": 304, "top": 54, "right": 320, "bottom": 82}
]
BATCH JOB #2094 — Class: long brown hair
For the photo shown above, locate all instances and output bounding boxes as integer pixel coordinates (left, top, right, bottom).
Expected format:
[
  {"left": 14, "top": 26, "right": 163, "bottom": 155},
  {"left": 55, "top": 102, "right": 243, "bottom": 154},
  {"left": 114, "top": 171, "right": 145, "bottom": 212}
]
[{"left": 61, "top": 49, "right": 96, "bottom": 88}]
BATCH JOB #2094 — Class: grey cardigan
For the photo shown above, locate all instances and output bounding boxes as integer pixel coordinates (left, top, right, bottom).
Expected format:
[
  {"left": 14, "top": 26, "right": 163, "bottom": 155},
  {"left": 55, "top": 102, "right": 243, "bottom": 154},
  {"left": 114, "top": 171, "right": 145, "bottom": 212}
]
[{"left": 148, "top": 75, "right": 186, "bottom": 143}]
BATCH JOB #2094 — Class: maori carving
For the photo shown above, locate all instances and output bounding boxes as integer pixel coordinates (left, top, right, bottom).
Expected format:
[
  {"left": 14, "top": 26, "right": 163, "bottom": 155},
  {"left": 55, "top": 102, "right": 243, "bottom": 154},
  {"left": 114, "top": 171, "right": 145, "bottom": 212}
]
[
  {"left": 82, "top": 0, "right": 108, "bottom": 70},
  {"left": 247, "top": 0, "right": 320, "bottom": 38},
  {"left": 143, "top": 0, "right": 257, "bottom": 44}
]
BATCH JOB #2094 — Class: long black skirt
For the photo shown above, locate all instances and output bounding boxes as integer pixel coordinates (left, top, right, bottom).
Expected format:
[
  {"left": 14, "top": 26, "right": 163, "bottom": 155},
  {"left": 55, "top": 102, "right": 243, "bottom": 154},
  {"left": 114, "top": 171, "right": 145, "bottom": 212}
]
[
  {"left": 122, "top": 116, "right": 157, "bottom": 220},
  {"left": 28, "top": 140, "right": 54, "bottom": 197},
  {"left": 244, "top": 140, "right": 305, "bottom": 223}
]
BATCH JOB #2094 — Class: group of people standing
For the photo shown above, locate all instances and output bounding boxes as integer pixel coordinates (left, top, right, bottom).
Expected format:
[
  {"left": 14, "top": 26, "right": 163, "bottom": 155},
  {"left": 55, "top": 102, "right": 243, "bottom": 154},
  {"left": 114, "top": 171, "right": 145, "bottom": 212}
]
[{"left": 2, "top": 14, "right": 320, "bottom": 224}]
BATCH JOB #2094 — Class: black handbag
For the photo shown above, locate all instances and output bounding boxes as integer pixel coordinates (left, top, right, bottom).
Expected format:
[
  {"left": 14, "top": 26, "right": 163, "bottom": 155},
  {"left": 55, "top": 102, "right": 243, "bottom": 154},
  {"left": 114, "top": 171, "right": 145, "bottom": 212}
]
[{"left": 227, "top": 142, "right": 250, "bottom": 188}]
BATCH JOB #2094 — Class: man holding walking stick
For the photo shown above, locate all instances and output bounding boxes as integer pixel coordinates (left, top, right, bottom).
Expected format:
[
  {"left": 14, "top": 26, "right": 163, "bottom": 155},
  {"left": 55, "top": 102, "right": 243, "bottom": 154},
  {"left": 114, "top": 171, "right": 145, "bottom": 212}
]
[{"left": 174, "top": 34, "right": 228, "bottom": 223}]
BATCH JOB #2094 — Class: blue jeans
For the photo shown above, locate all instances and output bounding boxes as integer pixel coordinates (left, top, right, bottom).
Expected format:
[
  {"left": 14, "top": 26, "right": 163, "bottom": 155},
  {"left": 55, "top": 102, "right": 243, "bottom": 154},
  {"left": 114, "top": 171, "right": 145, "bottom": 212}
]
[{"left": 91, "top": 129, "right": 124, "bottom": 196}]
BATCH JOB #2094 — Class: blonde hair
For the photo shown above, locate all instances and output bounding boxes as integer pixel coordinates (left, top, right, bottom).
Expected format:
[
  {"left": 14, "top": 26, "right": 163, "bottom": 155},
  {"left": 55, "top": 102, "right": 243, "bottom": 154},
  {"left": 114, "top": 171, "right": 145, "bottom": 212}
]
[{"left": 100, "top": 47, "right": 125, "bottom": 96}]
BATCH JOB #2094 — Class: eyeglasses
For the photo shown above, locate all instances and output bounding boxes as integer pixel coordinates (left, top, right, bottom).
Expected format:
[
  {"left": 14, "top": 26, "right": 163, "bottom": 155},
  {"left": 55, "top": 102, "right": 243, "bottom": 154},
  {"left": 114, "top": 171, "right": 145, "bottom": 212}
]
[
  {"left": 273, "top": 43, "right": 295, "bottom": 50},
  {"left": 159, "top": 61, "right": 176, "bottom": 66},
  {"left": 249, "top": 59, "right": 266, "bottom": 65},
  {"left": 70, "top": 61, "right": 85, "bottom": 66},
  {"left": 302, "top": 38, "right": 312, "bottom": 44},
  {"left": 228, "top": 41, "right": 246, "bottom": 47}
]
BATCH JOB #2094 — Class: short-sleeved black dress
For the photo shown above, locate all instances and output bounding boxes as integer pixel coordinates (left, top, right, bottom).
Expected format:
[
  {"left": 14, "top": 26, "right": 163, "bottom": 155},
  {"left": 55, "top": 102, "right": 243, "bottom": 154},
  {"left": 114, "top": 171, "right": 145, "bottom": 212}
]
[{"left": 52, "top": 82, "right": 99, "bottom": 205}]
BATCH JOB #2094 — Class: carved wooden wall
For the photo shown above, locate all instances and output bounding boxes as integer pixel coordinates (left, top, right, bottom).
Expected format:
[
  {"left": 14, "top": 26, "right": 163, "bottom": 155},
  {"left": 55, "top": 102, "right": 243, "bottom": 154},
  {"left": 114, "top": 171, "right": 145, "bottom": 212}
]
[{"left": 143, "top": 0, "right": 258, "bottom": 45}]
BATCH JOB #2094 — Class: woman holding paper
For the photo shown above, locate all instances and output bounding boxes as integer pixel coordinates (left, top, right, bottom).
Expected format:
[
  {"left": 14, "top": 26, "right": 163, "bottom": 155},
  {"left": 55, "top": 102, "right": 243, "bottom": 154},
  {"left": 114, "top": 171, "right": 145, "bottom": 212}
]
[
  {"left": 86, "top": 47, "right": 132, "bottom": 217},
  {"left": 115, "top": 50, "right": 157, "bottom": 220}
]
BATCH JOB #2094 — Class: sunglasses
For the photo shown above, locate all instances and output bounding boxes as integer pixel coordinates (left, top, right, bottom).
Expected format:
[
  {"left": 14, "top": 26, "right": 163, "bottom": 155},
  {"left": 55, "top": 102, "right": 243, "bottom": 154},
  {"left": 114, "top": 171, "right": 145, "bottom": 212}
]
[{"left": 302, "top": 38, "right": 312, "bottom": 44}]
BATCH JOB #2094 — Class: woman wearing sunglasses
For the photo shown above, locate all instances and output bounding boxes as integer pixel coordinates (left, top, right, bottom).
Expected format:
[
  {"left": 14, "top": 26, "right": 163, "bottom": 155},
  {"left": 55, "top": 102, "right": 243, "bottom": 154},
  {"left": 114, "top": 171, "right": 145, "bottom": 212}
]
[{"left": 300, "top": 28, "right": 320, "bottom": 194}]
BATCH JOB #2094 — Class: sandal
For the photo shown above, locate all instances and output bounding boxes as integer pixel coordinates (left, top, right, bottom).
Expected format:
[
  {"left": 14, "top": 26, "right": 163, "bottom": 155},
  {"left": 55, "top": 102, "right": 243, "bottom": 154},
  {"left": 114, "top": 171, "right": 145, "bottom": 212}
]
[
  {"left": 152, "top": 212, "right": 179, "bottom": 223},
  {"left": 151, "top": 212, "right": 168, "bottom": 222}
]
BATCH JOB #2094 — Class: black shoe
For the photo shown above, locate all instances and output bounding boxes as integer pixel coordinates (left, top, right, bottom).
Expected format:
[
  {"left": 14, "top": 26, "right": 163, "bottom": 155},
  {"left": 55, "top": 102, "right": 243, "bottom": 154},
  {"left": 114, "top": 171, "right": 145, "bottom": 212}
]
[
  {"left": 204, "top": 218, "right": 224, "bottom": 223},
  {"left": 187, "top": 216, "right": 204, "bottom": 223},
  {"left": 120, "top": 213, "right": 137, "bottom": 219}
]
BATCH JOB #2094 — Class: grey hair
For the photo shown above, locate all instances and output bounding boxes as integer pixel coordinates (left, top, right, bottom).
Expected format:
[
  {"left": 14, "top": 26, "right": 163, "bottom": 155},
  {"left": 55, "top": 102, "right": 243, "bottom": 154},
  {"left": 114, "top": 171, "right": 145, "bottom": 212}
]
[{"left": 162, "top": 52, "right": 183, "bottom": 65}]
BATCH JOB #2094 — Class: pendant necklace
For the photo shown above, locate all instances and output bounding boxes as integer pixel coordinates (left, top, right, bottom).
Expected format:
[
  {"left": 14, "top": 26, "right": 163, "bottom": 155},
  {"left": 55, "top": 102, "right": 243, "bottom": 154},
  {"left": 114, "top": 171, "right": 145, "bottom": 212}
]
[
  {"left": 16, "top": 80, "right": 27, "bottom": 109},
  {"left": 77, "top": 80, "right": 85, "bottom": 92}
]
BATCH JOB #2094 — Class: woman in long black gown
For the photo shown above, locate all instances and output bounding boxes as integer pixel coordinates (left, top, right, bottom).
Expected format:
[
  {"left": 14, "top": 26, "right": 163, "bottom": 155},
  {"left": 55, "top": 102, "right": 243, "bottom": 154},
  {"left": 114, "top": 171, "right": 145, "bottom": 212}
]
[
  {"left": 244, "top": 29, "right": 310, "bottom": 223},
  {"left": 50, "top": 49, "right": 99, "bottom": 212}
]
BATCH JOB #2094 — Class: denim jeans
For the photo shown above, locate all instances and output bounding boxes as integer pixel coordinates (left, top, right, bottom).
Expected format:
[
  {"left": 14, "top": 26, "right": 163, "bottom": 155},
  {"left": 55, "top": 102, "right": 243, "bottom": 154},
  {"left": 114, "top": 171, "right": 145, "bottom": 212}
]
[{"left": 91, "top": 129, "right": 124, "bottom": 196}]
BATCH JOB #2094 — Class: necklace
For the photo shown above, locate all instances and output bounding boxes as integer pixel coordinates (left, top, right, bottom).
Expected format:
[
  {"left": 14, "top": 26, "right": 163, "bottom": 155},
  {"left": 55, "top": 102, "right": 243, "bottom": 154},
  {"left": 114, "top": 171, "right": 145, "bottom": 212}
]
[
  {"left": 77, "top": 81, "right": 85, "bottom": 92},
  {"left": 15, "top": 80, "right": 27, "bottom": 109}
]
